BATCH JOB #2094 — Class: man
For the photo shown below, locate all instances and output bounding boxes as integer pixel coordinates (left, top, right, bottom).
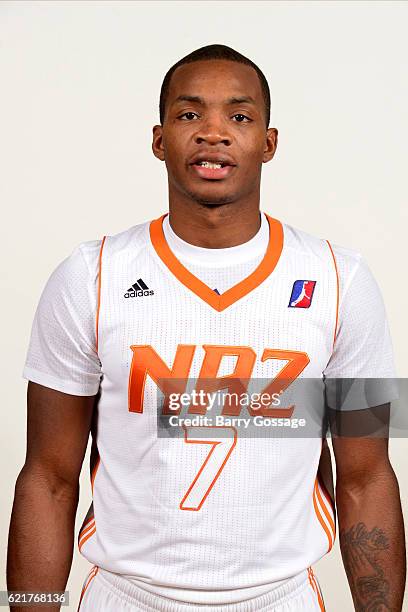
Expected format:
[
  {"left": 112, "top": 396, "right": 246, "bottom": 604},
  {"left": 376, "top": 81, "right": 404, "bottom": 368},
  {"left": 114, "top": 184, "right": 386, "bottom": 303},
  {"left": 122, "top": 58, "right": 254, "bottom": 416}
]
[{"left": 8, "top": 44, "right": 405, "bottom": 611}]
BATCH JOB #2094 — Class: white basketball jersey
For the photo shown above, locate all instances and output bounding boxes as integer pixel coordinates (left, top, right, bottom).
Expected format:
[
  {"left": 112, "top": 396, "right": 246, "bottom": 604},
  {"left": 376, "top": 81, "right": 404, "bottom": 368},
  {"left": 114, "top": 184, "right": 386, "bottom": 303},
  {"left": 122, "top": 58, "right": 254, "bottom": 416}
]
[{"left": 22, "top": 210, "right": 397, "bottom": 604}]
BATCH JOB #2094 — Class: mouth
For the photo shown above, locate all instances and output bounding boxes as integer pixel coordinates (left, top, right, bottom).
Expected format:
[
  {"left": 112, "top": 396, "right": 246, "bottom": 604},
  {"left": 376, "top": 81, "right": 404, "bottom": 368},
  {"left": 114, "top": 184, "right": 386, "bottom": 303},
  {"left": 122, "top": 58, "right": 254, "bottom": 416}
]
[{"left": 189, "top": 160, "right": 236, "bottom": 181}]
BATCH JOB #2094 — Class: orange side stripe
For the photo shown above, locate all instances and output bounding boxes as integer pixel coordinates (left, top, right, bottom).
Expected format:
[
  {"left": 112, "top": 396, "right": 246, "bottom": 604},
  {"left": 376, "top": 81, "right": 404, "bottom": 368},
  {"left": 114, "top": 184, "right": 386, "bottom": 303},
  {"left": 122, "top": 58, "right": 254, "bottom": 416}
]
[
  {"left": 313, "top": 479, "right": 333, "bottom": 551},
  {"left": 326, "top": 240, "right": 339, "bottom": 349},
  {"left": 316, "top": 478, "right": 336, "bottom": 539},
  {"left": 150, "top": 213, "right": 284, "bottom": 312},
  {"left": 79, "top": 526, "right": 96, "bottom": 551},
  {"left": 78, "top": 455, "right": 100, "bottom": 553},
  {"left": 81, "top": 515, "right": 94, "bottom": 530},
  {"left": 307, "top": 567, "right": 316, "bottom": 591},
  {"left": 80, "top": 565, "right": 98, "bottom": 596},
  {"left": 317, "top": 476, "right": 337, "bottom": 537},
  {"left": 95, "top": 236, "right": 106, "bottom": 354},
  {"left": 309, "top": 567, "right": 325, "bottom": 611},
  {"left": 77, "top": 566, "right": 98, "bottom": 611},
  {"left": 79, "top": 518, "right": 95, "bottom": 540}
]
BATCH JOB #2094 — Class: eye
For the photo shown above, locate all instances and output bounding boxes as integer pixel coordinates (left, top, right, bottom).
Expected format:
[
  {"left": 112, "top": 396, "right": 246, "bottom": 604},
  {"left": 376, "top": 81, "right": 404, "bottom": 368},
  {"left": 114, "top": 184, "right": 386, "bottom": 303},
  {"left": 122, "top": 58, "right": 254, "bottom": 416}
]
[
  {"left": 179, "top": 112, "right": 199, "bottom": 120},
  {"left": 232, "top": 114, "right": 251, "bottom": 122}
]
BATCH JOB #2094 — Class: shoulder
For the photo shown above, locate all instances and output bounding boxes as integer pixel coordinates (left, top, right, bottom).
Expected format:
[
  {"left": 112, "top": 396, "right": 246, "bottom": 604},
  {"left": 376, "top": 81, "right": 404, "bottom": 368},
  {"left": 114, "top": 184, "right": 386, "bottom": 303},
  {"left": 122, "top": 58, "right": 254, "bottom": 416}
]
[
  {"left": 43, "top": 239, "right": 104, "bottom": 292},
  {"left": 100, "top": 219, "right": 152, "bottom": 261},
  {"left": 282, "top": 220, "right": 364, "bottom": 291},
  {"left": 46, "top": 218, "right": 154, "bottom": 291},
  {"left": 282, "top": 220, "right": 361, "bottom": 266}
]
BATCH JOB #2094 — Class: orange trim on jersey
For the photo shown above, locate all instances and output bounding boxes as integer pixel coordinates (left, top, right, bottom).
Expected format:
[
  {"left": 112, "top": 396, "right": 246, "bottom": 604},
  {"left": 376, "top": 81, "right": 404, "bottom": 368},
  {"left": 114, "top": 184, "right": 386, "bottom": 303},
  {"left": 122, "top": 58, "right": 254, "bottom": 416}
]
[
  {"left": 307, "top": 567, "right": 315, "bottom": 590},
  {"left": 319, "top": 479, "right": 334, "bottom": 510},
  {"left": 78, "top": 455, "right": 100, "bottom": 552},
  {"left": 316, "top": 476, "right": 336, "bottom": 540},
  {"left": 79, "top": 518, "right": 95, "bottom": 545},
  {"left": 79, "top": 517, "right": 95, "bottom": 539},
  {"left": 313, "top": 478, "right": 334, "bottom": 552},
  {"left": 326, "top": 240, "right": 339, "bottom": 349},
  {"left": 308, "top": 567, "right": 326, "bottom": 611},
  {"left": 77, "top": 565, "right": 98, "bottom": 611},
  {"left": 149, "top": 213, "right": 284, "bottom": 312},
  {"left": 95, "top": 235, "right": 107, "bottom": 354},
  {"left": 79, "top": 522, "right": 96, "bottom": 551},
  {"left": 317, "top": 472, "right": 337, "bottom": 533}
]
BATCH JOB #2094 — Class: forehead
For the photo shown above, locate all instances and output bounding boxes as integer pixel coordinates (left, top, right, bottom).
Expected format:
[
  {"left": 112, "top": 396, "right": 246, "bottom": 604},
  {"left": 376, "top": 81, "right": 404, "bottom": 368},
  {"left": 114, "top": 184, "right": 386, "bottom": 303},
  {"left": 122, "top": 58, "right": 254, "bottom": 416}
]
[{"left": 168, "top": 60, "right": 263, "bottom": 105}]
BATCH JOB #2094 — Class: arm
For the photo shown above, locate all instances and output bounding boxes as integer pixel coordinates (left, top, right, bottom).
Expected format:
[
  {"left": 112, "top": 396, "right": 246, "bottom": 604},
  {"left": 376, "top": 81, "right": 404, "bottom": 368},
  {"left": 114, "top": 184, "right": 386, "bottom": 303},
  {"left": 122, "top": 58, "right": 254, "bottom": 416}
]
[
  {"left": 330, "top": 405, "right": 406, "bottom": 611},
  {"left": 7, "top": 381, "right": 96, "bottom": 612}
]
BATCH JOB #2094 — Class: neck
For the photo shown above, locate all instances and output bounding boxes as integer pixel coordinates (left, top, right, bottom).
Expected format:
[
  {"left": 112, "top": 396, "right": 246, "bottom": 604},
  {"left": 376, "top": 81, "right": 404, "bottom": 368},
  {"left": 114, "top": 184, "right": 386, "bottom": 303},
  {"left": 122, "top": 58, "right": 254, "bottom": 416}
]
[{"left": 167, "top": 200, "right": 262, "bottom": 249}]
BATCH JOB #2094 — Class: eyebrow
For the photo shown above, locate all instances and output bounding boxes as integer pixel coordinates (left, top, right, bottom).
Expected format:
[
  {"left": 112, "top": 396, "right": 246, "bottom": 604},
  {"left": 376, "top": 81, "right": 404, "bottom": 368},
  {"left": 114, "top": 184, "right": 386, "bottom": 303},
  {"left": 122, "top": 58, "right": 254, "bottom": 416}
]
[{"left": 172, "top": 95, "right": 257, "bottom": 106}]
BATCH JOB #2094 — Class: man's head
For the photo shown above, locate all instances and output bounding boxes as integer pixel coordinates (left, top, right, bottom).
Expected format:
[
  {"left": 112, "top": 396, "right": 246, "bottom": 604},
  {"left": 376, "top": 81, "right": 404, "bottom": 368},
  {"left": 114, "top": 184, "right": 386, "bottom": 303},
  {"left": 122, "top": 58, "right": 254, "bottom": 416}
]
[
  {"left": 159, "top": 44, "right": 271, "bottom": 128},
  {"left": 152, "top": 44, "right": 278, "bottom": 208}
]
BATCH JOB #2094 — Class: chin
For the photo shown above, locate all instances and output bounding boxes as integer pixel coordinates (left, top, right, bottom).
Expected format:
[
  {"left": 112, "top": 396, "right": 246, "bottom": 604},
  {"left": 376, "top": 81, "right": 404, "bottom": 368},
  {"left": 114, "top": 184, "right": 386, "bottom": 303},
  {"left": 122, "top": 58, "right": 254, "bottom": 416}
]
[
  {"left": 192, "top": 195, "right": 236, "bottom": 207},
  {"left": 185, "top": 186, "right": 238, "bottom": 207}
]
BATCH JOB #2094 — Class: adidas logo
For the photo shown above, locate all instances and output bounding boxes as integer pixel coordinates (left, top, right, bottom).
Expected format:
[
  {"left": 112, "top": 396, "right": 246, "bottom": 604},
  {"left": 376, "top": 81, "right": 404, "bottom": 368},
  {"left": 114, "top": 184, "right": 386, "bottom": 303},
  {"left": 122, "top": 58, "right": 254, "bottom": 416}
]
[{"left": 124, "top": 278, "right": 154, "bottom": 298}]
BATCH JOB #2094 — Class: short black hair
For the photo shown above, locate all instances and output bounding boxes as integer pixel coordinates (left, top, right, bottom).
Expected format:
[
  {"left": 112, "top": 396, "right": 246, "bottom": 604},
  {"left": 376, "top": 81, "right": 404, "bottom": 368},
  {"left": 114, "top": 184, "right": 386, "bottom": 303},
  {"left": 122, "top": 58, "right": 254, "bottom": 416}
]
[{"left": 159, "top": 44, "right": 271, "bottom": 128}]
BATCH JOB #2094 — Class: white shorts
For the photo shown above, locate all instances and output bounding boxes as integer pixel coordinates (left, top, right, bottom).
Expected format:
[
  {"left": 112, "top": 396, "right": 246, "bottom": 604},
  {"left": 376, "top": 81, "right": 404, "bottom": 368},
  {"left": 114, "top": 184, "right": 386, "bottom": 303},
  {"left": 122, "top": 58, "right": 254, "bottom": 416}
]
[{"left": 78, "top": 566, "right": 325, "bottom": 611}]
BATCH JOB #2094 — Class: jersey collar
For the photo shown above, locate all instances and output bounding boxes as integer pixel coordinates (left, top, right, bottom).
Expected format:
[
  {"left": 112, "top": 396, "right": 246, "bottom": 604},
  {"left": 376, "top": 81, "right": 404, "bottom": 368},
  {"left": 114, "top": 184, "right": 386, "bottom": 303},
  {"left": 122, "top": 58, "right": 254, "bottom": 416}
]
[{"left": 149, "top": 212, "right": 284, "bottom": 312}]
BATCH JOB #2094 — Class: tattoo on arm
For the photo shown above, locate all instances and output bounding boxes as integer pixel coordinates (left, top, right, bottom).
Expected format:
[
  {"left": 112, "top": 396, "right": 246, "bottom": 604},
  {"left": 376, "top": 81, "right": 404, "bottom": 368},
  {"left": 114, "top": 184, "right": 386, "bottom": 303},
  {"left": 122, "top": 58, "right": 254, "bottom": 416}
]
[{"left": 340, "top": 522, "right": 390, "bottom": 611}]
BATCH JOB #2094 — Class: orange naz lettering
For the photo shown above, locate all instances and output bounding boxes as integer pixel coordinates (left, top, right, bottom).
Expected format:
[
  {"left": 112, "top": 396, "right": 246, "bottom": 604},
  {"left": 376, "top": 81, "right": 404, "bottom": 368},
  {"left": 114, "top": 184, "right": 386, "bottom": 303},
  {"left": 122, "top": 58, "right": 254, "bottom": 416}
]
[{"left": 128, "top": 344, "right": 309, "bottom": 416}]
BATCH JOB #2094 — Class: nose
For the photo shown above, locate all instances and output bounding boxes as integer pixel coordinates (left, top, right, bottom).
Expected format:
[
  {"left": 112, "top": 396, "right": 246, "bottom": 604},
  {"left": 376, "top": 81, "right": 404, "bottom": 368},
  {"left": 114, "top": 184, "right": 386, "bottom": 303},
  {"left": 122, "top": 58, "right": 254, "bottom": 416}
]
[{"left": 194, "top": 113, "right": 232, "bottom": 146}]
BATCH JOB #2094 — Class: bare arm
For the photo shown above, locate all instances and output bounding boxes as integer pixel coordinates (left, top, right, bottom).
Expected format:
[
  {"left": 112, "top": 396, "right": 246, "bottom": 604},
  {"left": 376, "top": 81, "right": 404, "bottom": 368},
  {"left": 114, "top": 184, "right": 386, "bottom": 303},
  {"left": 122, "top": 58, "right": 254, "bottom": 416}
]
[
  {"left": 330, "top": 404, "right": 406, "bottom": 611},
  {"left": 7, "top": 381, "right": 96, "bottom": 612}
]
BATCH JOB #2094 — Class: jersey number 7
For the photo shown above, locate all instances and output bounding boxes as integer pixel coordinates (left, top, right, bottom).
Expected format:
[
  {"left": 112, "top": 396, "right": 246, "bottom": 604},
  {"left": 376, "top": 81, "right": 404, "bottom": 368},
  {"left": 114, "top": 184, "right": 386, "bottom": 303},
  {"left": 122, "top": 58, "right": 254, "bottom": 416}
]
[{"left": 128, "top": 344, "right": 309, "bottom": 510}]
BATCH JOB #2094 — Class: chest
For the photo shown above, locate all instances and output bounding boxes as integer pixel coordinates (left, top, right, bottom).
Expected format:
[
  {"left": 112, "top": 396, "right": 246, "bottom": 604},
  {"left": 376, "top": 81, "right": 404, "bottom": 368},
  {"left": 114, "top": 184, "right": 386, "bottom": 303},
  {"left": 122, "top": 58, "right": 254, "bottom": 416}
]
[{"left": 98, "top": 246, "right": 337, "bottom": 394}]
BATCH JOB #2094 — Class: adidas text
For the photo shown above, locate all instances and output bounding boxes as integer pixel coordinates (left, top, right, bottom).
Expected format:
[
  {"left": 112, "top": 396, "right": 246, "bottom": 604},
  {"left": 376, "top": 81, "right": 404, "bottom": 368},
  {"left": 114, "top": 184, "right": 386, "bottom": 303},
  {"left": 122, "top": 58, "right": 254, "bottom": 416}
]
[{"left": 125, "top": 289, "right": 154, "bottom": 299}]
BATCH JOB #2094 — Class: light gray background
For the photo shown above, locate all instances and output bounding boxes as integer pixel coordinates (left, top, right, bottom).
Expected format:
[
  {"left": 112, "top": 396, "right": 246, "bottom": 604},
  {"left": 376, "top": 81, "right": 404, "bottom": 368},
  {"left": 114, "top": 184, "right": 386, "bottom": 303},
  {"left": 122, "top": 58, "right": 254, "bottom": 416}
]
[{"left": 1, "top": 1, "right": 407, "bottom": 610}]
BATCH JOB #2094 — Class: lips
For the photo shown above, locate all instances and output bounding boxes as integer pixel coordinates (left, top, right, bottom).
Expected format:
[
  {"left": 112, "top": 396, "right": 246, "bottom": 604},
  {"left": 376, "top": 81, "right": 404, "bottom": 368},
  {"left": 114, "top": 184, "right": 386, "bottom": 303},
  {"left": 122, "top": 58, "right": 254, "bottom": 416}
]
[
  {"left": 188, "top": 153, "right": 237, "bottom": 180},
  {"left": 190, "top": 163, "right": 235, "bottom": 180},
  {"left": 189, "top": 152, "right": 237, "bottom": 167}
]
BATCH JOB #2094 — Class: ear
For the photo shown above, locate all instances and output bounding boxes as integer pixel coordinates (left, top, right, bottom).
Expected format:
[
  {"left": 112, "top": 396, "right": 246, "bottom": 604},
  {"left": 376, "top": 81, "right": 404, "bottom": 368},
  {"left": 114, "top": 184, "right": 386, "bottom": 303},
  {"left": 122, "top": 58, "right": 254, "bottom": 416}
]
[
  {"left": 152, "top": 125, "right": 165, "bottom": 161},
  {"left": 263, "top": 128, "right": 278, "bottom": 163}
]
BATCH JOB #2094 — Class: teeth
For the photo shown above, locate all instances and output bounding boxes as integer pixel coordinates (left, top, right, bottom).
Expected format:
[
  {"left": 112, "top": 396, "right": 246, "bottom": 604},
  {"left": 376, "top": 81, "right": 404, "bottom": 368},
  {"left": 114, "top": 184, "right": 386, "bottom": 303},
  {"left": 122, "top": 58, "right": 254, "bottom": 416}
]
[{"left": 198, "top": 161, "right": 223, "bottom": 169}]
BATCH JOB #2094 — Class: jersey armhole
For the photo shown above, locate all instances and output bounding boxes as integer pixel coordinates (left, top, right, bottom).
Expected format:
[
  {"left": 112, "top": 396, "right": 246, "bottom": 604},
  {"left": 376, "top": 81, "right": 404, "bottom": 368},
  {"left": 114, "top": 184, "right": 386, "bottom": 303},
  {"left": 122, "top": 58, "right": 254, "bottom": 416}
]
[
  {"left": 95, "top": 236, "right": 107, "bottom": 355},
  {"left": 325, "top": 240, "right": 340, "bottom": 351}
]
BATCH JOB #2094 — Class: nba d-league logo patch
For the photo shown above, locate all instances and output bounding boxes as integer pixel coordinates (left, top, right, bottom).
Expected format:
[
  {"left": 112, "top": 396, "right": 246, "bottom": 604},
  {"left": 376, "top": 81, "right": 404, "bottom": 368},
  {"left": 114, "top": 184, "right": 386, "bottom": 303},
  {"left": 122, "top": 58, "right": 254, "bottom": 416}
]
[{"left": 288, "top": 280, "right": 316, "bottom": 308}]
